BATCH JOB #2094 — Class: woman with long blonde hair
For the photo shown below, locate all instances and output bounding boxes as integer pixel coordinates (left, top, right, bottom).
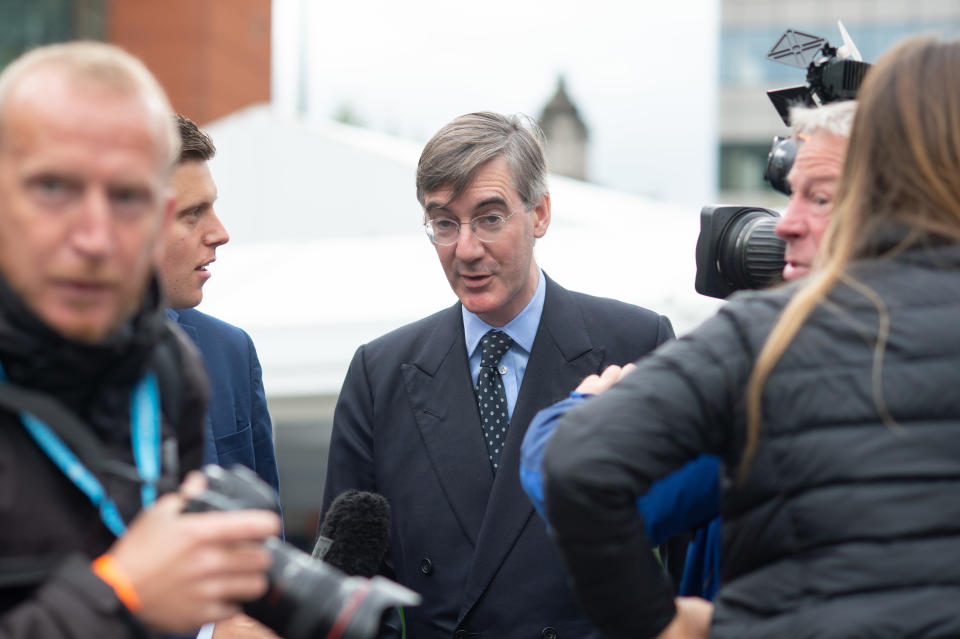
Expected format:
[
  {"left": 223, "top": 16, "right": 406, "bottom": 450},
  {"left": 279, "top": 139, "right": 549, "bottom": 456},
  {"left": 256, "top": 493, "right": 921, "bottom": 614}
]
[{"left": 542, "top": 36, "right": 960, "bottom": 639}]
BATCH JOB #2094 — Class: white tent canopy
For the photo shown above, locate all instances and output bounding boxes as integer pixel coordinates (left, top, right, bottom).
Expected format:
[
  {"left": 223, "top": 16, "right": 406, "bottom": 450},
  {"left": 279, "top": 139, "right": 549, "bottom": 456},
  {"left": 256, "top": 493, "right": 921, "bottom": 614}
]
[{"left": 199, "top": 106, "right": 722, "bottom": 396}]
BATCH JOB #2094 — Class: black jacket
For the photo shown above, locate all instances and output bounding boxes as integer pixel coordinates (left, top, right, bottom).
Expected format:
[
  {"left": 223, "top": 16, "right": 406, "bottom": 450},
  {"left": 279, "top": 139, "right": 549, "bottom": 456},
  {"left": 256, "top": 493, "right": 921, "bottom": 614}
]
[
  {"left": 0, "top": 274, "right": 207, "bottom": 639},
  {"left": 544, "top": 245, "right": 960, "bottom": 639}
]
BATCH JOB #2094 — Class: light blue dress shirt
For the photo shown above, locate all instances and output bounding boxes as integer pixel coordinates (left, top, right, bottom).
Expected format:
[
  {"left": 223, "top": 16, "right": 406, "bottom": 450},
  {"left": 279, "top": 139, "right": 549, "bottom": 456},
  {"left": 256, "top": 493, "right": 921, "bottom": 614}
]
[{"left": 462, "top": 269, "right": 546, "bottom": 420}]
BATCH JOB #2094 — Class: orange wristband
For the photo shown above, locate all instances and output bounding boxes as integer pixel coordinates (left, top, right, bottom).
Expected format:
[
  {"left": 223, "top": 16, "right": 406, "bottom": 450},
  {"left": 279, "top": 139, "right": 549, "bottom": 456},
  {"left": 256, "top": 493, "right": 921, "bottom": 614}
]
[{"left": 91, "top": 554, "right": 142, "bottom": 613}]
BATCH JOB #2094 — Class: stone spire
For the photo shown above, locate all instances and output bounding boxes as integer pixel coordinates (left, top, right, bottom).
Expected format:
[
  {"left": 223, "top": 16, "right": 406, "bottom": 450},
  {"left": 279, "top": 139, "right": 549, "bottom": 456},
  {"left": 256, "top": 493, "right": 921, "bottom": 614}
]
[{"left": 538, "top": 75, "right": 589, "bottom": 180}]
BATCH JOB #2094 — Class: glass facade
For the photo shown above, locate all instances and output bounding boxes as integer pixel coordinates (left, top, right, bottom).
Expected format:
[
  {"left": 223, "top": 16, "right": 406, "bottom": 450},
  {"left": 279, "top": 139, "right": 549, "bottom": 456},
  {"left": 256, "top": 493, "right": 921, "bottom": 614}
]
[
  {"left": 0, "top": 0, "right": 105, "bottom": 71},
  {"left": 721, "top": 21, "right": 960, "bottom": 88},
  {"left": 719, "top": 141, "right": 775, "bottom": 193},
  {"left": 718, "top": 14, "right": 960, "bottom": 192}
]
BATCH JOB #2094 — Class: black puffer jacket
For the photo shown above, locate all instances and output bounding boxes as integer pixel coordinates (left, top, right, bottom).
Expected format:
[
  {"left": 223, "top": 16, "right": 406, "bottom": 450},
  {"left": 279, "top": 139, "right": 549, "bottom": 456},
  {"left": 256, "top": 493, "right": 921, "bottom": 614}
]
[
  {"left": 544, "top": 244, "right": 960, "bottom": 639},
  {"left": 0, "top": 273, "right": 207, "bottom": 639}
]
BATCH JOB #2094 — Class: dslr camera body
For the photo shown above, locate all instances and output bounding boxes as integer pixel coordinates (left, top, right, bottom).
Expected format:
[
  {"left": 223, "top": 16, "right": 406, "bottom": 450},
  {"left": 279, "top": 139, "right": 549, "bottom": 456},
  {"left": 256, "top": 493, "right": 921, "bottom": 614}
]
[
  {"left": 695, "top": 23, "right": 871, "bottom": 299},
  {"left": 185, "top": 464, "right": 419, "bottom": 639}
]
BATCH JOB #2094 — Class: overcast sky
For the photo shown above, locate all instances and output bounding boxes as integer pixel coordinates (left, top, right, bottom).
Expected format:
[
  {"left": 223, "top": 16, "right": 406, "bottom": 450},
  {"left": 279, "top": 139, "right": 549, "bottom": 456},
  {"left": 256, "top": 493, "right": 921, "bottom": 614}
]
[{"left": 271, "top": 0, "right": 720, "bottom": 206}]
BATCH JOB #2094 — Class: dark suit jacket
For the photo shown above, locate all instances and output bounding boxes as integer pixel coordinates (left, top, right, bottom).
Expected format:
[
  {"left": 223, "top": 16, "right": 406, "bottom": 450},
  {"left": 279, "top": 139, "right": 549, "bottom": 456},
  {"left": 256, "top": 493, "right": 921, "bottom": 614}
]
[
  {"left": 321, "top": 275, "right": 673, "bottom": 639},
  {"left": 167, "top": 308, "right": 280, "bottom": 496}
]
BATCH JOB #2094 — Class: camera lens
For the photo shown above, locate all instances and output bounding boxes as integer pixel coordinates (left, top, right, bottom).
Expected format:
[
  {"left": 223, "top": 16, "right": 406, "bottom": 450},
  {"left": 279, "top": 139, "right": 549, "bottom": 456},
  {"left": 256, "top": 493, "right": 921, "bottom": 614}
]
[
  {"left": 186, "top": 466, "right": 420, "bottom": 639},
  {"left": 244, "top": 539, "right": 420, "bottom": 639},
  {"left": 718, "top": 211, "right": 785, "bottom": 292},
  {"left": 764, "top": 136, "right": 797, "bottom": 196}
]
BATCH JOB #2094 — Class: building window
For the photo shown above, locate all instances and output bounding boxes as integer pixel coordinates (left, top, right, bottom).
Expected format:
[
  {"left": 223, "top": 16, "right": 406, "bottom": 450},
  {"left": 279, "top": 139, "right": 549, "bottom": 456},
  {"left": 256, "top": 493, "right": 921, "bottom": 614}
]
[
  {"left": 720, "top": 22, "right": 960, "bottom": 89},
  {"left": 0, "top": 0, "right": 105, "bottom": 71},
  {"left": 719, "top": 142, "right": 773, "bottom": 192}
]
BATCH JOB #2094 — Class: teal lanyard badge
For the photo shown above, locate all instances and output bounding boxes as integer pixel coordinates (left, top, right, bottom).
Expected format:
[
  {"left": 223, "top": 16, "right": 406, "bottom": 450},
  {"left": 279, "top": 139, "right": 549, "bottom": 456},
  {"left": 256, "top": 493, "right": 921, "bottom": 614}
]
[{"left": 0, "top": 363, "right": 162, "bottom": 537}]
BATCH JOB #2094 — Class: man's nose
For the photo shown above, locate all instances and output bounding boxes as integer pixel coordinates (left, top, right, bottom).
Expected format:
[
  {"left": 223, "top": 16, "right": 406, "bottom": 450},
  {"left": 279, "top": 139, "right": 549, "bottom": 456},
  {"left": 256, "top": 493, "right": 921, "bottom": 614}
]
[
  {"left": 454, "top": 223, "right": 484, "bottom": 261},
  {"left": 71, "top": 189, "right": 113, "bottom": 258},
  {"left": 775, "top": 200, "right": 808, "bottom": 241},
  {"left": 203, "top": 209, "right": 230, "bottom": 248}
]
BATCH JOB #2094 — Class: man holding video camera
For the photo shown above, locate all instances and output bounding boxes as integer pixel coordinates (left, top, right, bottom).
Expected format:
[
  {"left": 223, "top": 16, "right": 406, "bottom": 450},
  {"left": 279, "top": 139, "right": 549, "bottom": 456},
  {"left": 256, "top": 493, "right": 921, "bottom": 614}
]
[
  {"left": 0, "top": 42, "right": 279, "bottom": 638},
  {"left": 775, "top": 100, "right": 856, "bottom": 282}
]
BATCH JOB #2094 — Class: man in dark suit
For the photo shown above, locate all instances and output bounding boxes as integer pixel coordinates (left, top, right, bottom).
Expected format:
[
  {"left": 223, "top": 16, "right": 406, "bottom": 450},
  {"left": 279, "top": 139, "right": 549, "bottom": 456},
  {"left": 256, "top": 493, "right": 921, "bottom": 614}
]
[
  {"left": 321, "top": 112, "right": 674, "bottom": 639},
  {"left": 158, "top": 116, "right": 281, "bottom": 639}
]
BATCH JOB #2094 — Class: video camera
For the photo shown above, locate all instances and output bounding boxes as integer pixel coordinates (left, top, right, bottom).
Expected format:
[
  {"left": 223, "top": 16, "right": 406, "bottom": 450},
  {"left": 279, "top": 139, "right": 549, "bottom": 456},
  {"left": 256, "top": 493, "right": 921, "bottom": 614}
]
[
  {"left": 694, "top": 22, "right": 871, "bottom": 299},
  {"left": 185, "top": 465, "right": 420, "bottom": 639}
]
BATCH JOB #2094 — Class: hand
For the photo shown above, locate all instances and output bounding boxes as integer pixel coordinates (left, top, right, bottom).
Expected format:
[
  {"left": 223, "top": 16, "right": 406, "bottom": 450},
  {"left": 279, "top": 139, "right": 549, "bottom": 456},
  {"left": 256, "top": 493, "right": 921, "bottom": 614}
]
[
  {"left": 106, "top": 472, "right": 282, "bottom": 632},
  {"left": 655, "top": 597, "right": 713, "bottom": 639},
  {"left": 575, "top": 363, "right": 637, "bottom": 395},
  {"left": 211, "top": 613, "right": 282, "bottom": 639}
]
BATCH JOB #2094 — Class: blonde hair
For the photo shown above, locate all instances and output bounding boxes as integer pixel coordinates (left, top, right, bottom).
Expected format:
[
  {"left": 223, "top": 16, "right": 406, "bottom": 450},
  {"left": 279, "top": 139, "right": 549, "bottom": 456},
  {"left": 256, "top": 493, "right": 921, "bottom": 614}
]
[
  {"left": 789, "top": 100, "right": 857, "bottom": 138},
  {"left": 0, "top": 41, "right": 179, "bottom": 166},
  {"left": 741, "top": 37, "right": 960, "bottom": 478}
]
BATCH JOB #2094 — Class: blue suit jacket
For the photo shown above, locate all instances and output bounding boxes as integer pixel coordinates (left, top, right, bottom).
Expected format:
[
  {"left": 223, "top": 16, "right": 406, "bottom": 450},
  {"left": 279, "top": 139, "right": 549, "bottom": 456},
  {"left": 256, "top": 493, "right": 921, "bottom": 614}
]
[{"left": 167, "top": 308, "right": 281, "bottom": 498}]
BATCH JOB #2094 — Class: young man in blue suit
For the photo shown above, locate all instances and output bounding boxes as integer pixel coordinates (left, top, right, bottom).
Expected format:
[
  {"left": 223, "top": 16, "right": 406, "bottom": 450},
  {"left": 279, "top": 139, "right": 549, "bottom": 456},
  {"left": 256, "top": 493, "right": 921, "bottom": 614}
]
[
  {"left": 158, "top": 116, "right": 282, "bottom": 639},
  {"left": 159, "top": 115, "right": 280, "bottom": 494},
  {"left": 321, "top": 112, "right": 675, "bottom": 639}
]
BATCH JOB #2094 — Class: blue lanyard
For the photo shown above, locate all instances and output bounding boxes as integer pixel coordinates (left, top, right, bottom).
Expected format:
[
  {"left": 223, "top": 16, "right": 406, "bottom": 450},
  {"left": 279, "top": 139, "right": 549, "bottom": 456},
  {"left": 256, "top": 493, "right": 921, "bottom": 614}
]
[{"left": 0, "top": 363, "right": 162, "bottom": 537}]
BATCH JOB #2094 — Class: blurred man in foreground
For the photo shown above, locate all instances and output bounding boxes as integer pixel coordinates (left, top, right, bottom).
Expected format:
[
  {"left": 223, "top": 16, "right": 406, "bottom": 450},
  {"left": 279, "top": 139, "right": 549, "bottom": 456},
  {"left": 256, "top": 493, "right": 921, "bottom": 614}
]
[{"left": 0, "top": 42, "right": 278, "bottom": 638}]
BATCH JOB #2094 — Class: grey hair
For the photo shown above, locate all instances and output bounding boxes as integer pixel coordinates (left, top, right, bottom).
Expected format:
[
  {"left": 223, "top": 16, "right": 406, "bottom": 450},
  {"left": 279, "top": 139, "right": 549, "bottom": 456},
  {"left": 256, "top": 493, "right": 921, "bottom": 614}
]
[
  {"left": 790, "top": 100, "right": 857, "bottom": 138},
  {"left": 0, "top": 41, "right": 179, "bottom": 167},
  {"left": 416, "top": 112, "right": 549, "bottom": 211}
]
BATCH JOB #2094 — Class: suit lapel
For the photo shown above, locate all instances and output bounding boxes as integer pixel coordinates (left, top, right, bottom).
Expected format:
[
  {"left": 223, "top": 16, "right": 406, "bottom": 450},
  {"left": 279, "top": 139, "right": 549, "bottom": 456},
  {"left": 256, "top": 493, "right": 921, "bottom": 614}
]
[
  {"left": 167, "top": 309, "right": 216, "bottom": 464},
  {"left": 459, "top": 276, "right": 606, "bottom": 620},
  {"left": 401, "top": 304, "right": 493, "bottom": 547}
]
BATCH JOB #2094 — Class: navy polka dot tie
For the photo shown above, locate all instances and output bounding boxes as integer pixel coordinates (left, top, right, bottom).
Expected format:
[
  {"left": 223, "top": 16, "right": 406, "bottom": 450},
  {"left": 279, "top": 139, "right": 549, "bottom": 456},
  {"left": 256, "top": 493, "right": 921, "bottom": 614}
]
[{"left": 475, "top": 330, "right": 513, "bottom": 472}]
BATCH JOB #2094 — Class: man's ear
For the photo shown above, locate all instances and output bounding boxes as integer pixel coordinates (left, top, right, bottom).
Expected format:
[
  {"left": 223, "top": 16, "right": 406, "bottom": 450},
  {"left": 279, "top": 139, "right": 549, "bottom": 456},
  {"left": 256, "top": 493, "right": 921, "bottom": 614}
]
[{"left": 532, "top": 192, "right": 551, "bottom": 238}]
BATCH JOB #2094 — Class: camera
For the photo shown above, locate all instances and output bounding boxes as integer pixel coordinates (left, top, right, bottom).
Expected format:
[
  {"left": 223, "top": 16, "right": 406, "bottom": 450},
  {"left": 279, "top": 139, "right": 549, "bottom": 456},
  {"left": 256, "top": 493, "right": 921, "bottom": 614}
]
[
  {"left": 694, "top": 205, "right": 784, "bottom": 299},
  {"left": 185, "top": 465, "right": 420, "bottom": 639},
  {"left": 695, "top": 22, "right": 871, "bottom": 299},
  {"left": 763, "top": 23, "right": 870, "bottom": 195}
]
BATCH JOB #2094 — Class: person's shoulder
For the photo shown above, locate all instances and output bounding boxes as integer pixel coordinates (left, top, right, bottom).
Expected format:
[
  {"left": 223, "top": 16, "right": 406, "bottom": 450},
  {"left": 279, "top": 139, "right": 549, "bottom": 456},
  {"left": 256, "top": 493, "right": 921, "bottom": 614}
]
[
  {"left": 563, "top": 286, "right": 664, "bottom": 322},
  {"left": 548, "top": 278, "right": 668, "bottom": 333},
  {"left": 364, "top": 304, "right": 457, "bottom": 351},
  {"left": 175, "top": 307, "right": 241, "bottom": 332},
  {"left": 175, "top": 307, "right": 252, "bottom": 343},
  {"left": 722, "top": 283, "right": 793, "bottom": 325},
  {"left": 343, "top": 304, "right": 461, "bottom": 382},
  {"left": 545, "top": 278, "right": 674, "bottom": 355},
  {"left": 674, "top": 284, "right": 790, "bottom": 359}
]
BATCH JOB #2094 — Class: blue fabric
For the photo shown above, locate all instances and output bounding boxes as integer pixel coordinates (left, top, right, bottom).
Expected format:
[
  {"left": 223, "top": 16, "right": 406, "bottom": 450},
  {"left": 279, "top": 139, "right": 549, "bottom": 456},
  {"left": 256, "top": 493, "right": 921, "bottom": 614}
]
[
  {"left": 637, "top": 454, "right": 720, "bottom": 545},
  {"left": 679, "top": 515, "right": 723, "bottom": 600},
  {"left": 463, "top": 269, "right": 546, "bottom": 419},
  {"left": 167, "top": 309, "right": 281, "bottom": 506},
  {"left": 520, "top": 392, "right": 723, "bottom": 599},
  {"left": 520, "top": 393, "right": 588, "bottom": 522}
]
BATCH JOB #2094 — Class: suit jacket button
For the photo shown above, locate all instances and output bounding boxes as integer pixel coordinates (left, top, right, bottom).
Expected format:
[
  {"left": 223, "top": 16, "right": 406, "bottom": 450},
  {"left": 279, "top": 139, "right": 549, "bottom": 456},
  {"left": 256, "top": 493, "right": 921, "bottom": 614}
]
[
  {"left": 419, "top": 557, "right": 434, "bottom": 576},
  {"left": 453, "top": 630, "right": 467, "bottom": 639},
  {"left": 540, "top": 627, "right": 558, "bottom": 639}
]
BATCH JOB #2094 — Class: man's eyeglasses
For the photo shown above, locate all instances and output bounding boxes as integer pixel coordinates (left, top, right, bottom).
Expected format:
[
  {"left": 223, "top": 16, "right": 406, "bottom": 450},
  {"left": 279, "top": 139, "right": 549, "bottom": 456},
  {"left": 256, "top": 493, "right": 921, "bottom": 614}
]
[{"left": 424, "top": 210, "right": 520, "bottom": 245}]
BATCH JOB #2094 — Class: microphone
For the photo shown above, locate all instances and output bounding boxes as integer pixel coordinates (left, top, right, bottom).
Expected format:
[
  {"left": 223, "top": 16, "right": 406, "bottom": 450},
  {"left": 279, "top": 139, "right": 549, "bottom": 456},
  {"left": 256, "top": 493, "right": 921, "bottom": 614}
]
[{"left": 313, "top": 490, "right": 391, "bottom": 578}]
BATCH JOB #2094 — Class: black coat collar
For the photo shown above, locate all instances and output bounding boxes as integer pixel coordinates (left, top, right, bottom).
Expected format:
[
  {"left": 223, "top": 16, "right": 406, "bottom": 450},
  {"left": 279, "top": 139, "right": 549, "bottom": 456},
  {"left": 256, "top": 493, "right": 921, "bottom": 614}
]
[{"left": 0, "top": 272, "right": 169, "bottom": 440}]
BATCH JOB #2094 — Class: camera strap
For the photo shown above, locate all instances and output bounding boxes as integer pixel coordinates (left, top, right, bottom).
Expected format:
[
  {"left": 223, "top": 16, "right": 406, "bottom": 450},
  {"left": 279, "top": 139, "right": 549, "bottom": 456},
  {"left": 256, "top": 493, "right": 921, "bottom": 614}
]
[{"left": 0, "top": 363, "right": 161, "bottom": 537}]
